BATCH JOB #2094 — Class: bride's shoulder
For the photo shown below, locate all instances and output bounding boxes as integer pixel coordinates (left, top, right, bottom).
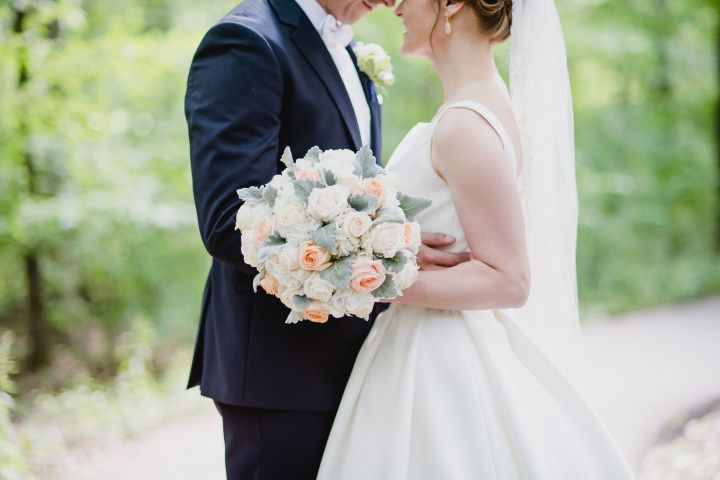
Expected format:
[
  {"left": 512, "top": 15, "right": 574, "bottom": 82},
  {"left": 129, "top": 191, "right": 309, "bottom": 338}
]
[{"left": 431, "top": 108, "right": 506, "bottom": 173}]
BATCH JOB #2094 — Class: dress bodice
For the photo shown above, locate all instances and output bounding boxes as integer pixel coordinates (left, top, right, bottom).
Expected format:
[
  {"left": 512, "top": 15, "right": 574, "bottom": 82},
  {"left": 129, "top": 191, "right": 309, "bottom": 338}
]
[{"left": 386, "top": 101, "right": 519, "bottom": 254}]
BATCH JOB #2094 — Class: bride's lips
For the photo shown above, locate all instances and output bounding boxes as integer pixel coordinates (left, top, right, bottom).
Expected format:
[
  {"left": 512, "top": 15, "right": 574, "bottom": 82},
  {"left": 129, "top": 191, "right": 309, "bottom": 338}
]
[{"left": 361, "top": 0, "right": 373, "bottom": 10}]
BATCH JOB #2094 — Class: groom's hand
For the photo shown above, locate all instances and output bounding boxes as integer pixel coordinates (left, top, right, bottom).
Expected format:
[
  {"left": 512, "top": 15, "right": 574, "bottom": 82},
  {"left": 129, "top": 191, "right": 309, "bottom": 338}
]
[{"left": 418, "top": 232, "right": 472, "bottom": 271}]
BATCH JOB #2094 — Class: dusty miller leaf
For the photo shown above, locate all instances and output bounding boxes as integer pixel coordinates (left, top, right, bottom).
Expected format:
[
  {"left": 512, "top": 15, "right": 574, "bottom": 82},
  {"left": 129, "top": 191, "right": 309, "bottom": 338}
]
[
  {"left": 236, "top": 186, "right": 264, "bottom": 204},
  {"left": 353, "top": 145, "right": 380, "bottom": 178},
  {"left": 348, "top": 194, "right": 378, "bottom": 214},
  {"left": 371, "top": 275, "right": 398, "bottom": 299},
  {"left": 397, "top": 192, "right": 432, "bottom": 221},
  {"left": 320, "top": 256, "right": 354, "bottom": 290},
  {"left": 257, "top": 233, "right": 286, "bottom": 262},
  {"left": 312, "top": 223, "right": 338, "bottom": 255}
]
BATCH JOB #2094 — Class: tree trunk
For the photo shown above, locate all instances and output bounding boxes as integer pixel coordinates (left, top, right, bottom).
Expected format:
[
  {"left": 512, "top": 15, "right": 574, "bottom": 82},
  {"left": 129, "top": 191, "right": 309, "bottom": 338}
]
[{"left": 14, "top": 6, "right": 50, "bottom": 370}]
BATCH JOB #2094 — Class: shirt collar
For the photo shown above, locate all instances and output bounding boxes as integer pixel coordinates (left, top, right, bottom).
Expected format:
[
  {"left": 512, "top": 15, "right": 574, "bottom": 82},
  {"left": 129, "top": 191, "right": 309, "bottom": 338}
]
[{"left": 294, "top": 0, "right": 328, "bottom": 33}]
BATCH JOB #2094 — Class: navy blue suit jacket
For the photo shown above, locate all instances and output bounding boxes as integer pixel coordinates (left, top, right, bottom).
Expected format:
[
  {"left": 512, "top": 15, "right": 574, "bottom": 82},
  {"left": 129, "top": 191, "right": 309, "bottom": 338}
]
[{"left": 185, "top": 0, "right": 385, "bottom": 412}]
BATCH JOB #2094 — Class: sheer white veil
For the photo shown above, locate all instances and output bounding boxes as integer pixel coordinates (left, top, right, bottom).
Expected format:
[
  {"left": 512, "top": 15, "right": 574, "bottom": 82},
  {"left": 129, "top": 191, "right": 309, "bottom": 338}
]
[{"left": 507, "top": 0, "right": 586, "bottom": 376}]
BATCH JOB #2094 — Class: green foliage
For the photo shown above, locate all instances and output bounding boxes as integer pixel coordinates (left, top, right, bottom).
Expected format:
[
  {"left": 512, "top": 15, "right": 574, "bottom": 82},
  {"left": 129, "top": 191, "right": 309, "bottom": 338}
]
[
  {"left": 17, "top": 318, "right": 207, "bottom": 475},
  {"left": 0, "top": 0, "right": 717, "bottom": 402},
  {"left": 0, "top": 331, "right": 30, "bottom": 479}
]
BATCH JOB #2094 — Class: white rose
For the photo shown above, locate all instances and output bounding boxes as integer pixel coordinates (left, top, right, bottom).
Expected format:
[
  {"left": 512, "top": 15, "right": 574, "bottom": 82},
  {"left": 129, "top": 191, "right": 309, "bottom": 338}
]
[
  {"left": 278, "top": 284, "right": 303, "bottom": 309},
  {"left": 336, "top": 232, "right": 360, "bottom": 257},
  {"left": 266, "top": 243, "right": 300, "bottom": 278},
  {"left": 269, "top": 174, "right": 293, "bottom": 194},
  {"left": 240, "top": 229, "right": 260, "bottom": 268},
  {"left": 366, "top": 222, "right": 406, "bottom": 258},
  {"left": 304, "top": 272, "right": 336, "bottom": 302},
  {"left": 327, "top": 290, "right": 350, "bottom": 318},
  {"left": 319, "top": 149, "right": 357, "bottom": 179},
  {"left": 296, "top": 158, "right": 316, "bottom": 170},
  {"left": 274, "top": 198, "right": 321, "bottom": 239},
  {"left": 345, "top": 293, "right": 375, "bottom": 319},
  {"left": 307, "top": 185, "right": 351, "bottom": 221},
  {"left": 235, "top": 203, "right": 271, "bottom": 231},
  {"left": 395, "top": 257, "right": 419, "bottom": 290},
  {"left": 290, "top": 267, "right": 312, "bottom": 284}
]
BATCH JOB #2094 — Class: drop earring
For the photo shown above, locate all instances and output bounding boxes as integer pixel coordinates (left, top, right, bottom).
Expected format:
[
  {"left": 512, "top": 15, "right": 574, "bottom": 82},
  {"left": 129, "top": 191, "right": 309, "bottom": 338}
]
[{"left": 444, "top": 15, "right": 452, "bottom": 34}]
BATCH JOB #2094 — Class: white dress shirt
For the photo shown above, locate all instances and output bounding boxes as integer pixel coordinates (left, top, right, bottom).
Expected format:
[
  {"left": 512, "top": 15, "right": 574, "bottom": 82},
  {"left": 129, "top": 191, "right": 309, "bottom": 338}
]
[{"left": 294, "top": 0, "right": 372, "bottom": 147}]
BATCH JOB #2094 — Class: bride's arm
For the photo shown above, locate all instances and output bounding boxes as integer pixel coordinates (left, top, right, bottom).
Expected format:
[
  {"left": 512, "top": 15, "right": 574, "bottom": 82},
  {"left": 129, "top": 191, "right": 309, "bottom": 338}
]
[{"left": 392, "top": 109, "right": 530, "bottom": 310}]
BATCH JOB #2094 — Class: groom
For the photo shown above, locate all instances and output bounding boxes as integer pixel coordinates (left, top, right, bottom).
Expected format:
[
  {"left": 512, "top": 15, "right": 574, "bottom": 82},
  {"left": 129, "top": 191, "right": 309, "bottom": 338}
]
[{"left": 185, "top": 0, "right": 470, "bottom": 478}]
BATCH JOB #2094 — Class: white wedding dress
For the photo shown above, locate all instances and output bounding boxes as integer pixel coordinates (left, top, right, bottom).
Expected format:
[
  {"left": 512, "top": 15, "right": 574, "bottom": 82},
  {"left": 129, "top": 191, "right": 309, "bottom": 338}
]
[{"left": 317, "top": 101, "right": 636, "bottom": 480}]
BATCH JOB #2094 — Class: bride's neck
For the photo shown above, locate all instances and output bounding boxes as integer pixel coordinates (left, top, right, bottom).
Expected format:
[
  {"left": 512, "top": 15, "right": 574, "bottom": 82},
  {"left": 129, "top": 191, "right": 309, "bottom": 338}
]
[{"left": 431, "top": 33, "right": 497, "bottom": 103}]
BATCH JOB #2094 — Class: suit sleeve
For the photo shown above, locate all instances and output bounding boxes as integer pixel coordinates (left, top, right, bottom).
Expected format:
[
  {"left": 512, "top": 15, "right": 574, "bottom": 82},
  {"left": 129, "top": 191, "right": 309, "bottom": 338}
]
[{"left": 185, "top": 22, "right": 283, "bottom": 275}]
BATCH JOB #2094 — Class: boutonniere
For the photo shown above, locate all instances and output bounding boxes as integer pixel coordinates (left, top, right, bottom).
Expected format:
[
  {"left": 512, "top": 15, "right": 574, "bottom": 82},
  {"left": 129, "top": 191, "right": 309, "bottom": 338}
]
[{"left": 352, "top": 41, "right": 395, "bottom": 104}]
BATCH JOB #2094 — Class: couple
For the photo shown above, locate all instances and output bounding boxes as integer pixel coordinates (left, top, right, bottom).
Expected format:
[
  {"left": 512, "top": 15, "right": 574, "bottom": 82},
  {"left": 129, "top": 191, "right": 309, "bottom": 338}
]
[{"left": 185, "top": 0, "right": 637, "bottom": 478}]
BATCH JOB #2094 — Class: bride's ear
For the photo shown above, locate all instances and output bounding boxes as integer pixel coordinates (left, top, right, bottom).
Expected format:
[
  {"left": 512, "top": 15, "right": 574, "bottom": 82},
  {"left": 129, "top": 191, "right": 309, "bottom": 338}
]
[{"left": 444, "top": 0, "right": 465, "bottom": 20}]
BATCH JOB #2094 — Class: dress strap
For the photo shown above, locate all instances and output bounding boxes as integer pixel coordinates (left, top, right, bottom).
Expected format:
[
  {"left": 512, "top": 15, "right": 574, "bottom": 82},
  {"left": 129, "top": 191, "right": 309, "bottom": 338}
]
[{"left": 433, "top": 100, "right": 518, "bottom": 177}]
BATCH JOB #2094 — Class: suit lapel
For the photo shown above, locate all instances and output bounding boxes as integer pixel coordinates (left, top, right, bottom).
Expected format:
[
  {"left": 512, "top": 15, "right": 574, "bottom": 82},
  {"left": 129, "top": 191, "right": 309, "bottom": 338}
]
[
  {"left": 269, "top": 0, "right": 362, "bottom": 151},
  {"left": 347, "top": 45, "right": 382, "bottom": 164}
]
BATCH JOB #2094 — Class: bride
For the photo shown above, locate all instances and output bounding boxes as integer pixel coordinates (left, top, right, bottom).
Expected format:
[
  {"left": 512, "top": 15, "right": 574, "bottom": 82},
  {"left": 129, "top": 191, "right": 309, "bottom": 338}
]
[{"left": 317, "top": 0, "right": 636, "bottom": 478}]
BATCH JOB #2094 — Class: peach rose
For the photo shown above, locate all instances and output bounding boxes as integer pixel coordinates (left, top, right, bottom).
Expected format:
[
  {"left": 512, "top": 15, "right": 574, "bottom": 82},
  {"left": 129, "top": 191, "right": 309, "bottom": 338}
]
[
  {"left": 403, "top": 221, "right": 421, "bottom": 254},
  {"left": 295, "top": 169, "right": 322, "bottom": 182},
  {"left": 350, "top": 256, "right": 386, "bottom": 293},
  {"left": 361, "top": 178, "right": 385, "bottom": 209},
  {"left": 303, "top": 303, "right": 331, "bottom": 323},
  {"left": 255, "top": 217, "right": 276, "bottom": 242},
  {"left": 298, "top": 241, "right": 332, "bottom": 271},
  {"left": 260, "top": 274, "right": 279, "bottom": 296}
]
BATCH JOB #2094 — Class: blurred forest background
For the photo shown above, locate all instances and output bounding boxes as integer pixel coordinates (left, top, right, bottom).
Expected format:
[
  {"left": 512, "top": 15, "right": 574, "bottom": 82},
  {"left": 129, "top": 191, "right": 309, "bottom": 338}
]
[{"left": 0, "top": 0, "right": 718, "bottom": 477}]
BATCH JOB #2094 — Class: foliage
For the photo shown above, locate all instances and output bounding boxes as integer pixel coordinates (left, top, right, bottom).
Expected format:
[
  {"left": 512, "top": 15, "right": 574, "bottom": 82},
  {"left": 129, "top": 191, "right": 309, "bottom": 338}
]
[
  {"left": 0, "top": 331, "right": 30, "bottom": 480},
  {"left": 19, "top": 318, "right": 207, "bottom": 476},
  {"left": 0, "top": 0, "right": 716, "bottom": 382}
]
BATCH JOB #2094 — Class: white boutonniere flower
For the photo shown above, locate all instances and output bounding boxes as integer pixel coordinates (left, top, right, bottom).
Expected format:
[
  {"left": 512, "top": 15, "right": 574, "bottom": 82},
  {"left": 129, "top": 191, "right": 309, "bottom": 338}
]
[{"left": 352, "top": 41, "right": 395, "bottom": 103}]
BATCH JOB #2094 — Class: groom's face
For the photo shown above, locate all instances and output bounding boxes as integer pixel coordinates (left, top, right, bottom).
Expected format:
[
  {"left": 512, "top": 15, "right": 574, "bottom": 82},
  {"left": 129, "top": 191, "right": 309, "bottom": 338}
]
[{"left": 319, "top": 0, "right": 395, "bottom": 24}]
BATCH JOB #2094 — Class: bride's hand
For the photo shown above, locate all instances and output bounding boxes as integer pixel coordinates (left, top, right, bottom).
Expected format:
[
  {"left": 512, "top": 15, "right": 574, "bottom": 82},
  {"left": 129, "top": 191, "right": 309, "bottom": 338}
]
[{"left": 418, "top": 232, "right": 472, "bottom": 271}]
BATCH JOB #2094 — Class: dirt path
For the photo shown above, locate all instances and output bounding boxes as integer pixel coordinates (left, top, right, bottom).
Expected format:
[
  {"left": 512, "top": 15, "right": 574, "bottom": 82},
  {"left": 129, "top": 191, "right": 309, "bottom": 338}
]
[{"left": 59, "top": 297, "right": 720, "bottom": 479}]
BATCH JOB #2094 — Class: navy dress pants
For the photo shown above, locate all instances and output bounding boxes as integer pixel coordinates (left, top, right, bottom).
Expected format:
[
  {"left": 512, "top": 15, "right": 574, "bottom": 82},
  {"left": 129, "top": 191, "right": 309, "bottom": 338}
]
[{"left": 214, "top": 402, "right": 335, "bottom": 480}]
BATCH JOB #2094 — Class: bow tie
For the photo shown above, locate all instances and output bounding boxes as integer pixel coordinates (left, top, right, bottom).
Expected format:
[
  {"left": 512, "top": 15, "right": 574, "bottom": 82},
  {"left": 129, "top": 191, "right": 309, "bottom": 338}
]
[{"left": 320, "top": 14, "right": 354, "bottom": 49}]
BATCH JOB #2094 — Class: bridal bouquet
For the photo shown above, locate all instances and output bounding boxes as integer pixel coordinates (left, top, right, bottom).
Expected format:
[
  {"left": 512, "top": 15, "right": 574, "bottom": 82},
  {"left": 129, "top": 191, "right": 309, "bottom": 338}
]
[{"left": 234, "top": 146, "right": 431, "bottom": 324}]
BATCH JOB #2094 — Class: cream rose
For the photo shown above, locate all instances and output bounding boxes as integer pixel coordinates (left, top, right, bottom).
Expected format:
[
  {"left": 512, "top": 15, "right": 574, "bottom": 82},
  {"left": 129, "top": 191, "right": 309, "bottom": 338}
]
[
  {"left": 307, "top": 185, "right": 351, "bottom": 221},
  {"left": 298, "top": 241, "right": 332, "bottom": 271},
  {"left": 337, "top": 211, "right": 372, "bottom": 239},
  {"left": 366, "top": 222, "right": 406, "bottom": 259},
  {"left": 303, "top": 303, "right": 331, "bottom": 323},
  {"left": 345, "top": 293, "right": 375, "bottom": 319},
  {"left": 350, "top": 256, "right": 386, "bottom": 293},
  {"left": 304, "top": 272, "right": 336, "bottom": 302}
]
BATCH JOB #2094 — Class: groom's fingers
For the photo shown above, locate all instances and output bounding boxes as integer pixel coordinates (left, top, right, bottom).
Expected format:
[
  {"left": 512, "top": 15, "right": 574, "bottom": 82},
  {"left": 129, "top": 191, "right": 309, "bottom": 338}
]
[{"left": 421, "top": 232, "right": 456, "bottom": 247}]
